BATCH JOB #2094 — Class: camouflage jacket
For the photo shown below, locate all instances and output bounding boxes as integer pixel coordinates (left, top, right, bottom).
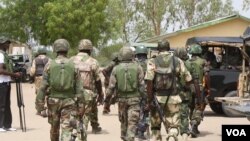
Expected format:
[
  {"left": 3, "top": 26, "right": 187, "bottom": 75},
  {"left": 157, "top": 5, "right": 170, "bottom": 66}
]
[
  {"left": 70, "top": 52, "right": 102, "bottom": 100},
  {"left": 145, "top": 51, "right": 192, "bottom": 104}
]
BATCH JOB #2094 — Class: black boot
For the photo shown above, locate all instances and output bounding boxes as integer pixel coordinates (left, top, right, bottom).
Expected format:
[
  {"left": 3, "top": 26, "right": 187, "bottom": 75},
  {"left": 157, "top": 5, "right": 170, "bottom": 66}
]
[
  {"left": 190, "top": 122, "right": 200, "bottom": 138},
  {"left": 92, "top": 126, "right": 102, "bottom": 134}
]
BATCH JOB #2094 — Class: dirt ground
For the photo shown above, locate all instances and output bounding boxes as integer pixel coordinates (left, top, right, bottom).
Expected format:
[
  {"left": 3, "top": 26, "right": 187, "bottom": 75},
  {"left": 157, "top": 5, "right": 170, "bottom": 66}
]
[{"left": 0, "top": 83, "right": 249, "bottom": 141}]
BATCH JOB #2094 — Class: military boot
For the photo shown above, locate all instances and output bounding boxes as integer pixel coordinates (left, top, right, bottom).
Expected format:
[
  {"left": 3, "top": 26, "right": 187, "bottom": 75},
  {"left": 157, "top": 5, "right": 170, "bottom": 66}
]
[
  {"left": 92, "top": 126, "right": 102, "bottom": 134},
  {"left": 190, "top": 121, "right": 198, "bottom": 138},
  {"left": 102, "top": 103, "right": 110, "bottom": 115}
]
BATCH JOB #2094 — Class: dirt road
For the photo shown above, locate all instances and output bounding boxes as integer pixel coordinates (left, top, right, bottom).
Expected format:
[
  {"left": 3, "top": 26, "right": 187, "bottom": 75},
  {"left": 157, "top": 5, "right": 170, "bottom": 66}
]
[{"left": 0, "top": 83, "right": 249, "bottom": 141}]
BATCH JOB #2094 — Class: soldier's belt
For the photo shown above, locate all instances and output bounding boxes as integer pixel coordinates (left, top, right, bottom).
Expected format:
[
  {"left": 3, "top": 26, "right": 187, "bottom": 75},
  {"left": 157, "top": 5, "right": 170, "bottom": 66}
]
[{"left": 155, "top": 90, "right": 177, "bottom": 96}]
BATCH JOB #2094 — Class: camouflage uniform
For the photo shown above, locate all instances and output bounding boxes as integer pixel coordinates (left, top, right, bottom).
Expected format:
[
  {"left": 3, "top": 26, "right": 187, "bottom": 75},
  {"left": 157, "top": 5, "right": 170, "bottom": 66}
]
[
  {"left": 70, "top": 39, "right": 103, "bottom": 133},
  {"left": 36, "top": 39, "right": 84, "bottom": 141},
  {"left": 102, "top": 52, "right": 119, "bottom": 114},
  {"left": 106, "top": 47, "right": 145, "bottom": 141},
  {"left": 145, "top": 41, "right": 192, "bottom": 141},
  {"left": 174, "top": 48, "right": 192, "bottom": 140},
  {"left": 185, "top": 44, "right": 210, "bottom": 138},
  {"left": 30, "top": 49, "right": 50, "bottom": 94},
  {"left": 135, "top": 46, "right": 149, "bottom": 139}
]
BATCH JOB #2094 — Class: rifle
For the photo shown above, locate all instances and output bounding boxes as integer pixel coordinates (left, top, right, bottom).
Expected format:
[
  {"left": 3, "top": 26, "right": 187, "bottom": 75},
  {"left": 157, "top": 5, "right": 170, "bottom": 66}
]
[
  {"left": 71, "top": 100, "right": 86, "bottom": 141},
  {"left": 15, "top": 79, "right": 26, "bottom": 132},
  {"left": 152, "top": 94, "right": 170, "bottom": 133},
  {"left": 136, "top": 98, "right": 150, "bottom": 140}
]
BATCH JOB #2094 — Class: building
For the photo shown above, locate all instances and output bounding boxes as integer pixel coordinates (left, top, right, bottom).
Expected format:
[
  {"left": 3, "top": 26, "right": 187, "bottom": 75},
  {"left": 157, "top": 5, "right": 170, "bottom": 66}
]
[{"left": 139, "top": 14, "right": 250, "bottom": 48}]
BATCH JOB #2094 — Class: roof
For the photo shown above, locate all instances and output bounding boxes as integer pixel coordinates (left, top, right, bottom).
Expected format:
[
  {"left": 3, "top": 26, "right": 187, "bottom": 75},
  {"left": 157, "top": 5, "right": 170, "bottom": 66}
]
[
  {"left": 186, "top": 37, "right": 244, "bottom": 45},
  {"left": 139, "top": 14, "right": 250, "bottom": 43}
]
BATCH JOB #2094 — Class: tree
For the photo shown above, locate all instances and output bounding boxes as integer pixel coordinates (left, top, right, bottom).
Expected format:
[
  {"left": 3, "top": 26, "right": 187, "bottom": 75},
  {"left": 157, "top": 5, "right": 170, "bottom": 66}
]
[
  {"left": 243, "top": 0, "right": 250, "bottom": 11},
  {"left": 106, "top": 0, "right": 234, "bottom": 43},
  {"left": 0, "top": 0, "right": 111, "bottom": 51}
]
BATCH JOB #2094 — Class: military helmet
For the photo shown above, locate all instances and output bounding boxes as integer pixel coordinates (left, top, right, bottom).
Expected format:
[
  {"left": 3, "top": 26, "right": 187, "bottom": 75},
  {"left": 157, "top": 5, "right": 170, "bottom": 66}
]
[
  {"left": 119, "top": 47, "right": 134, "bottom": 61},
  {"left": 135, "top": 46, "right": 147, "bottom": 55},
  {"left": 53, "top": 39, "right": 70, "bottom": 53},
  {"left": 189, "top": 44, "right": 202, "bottom": 54},
  {"left": 37, "top": 48, "right": 47, "bottom": 55},
  {"left": 158, "top": 40, "right": 170, "bottom": 50},
  {"left": 78, "top": 39, "right": 93, "bottom": 51},
  {"left": 174, "top": 48, "right": 189, "bottom": 60},
  {"left": 0, "top": 36, "right": 10, "bottom": 44}
]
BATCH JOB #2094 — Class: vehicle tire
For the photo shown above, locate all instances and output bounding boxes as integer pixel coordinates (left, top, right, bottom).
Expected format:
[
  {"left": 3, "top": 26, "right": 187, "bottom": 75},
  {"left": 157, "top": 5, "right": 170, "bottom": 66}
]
[
  {"left": 209, "top": 102, "right": 224, "bottom": 114},
  {"left": 221, "top": 91, "right": 245, "bottom": 117}
]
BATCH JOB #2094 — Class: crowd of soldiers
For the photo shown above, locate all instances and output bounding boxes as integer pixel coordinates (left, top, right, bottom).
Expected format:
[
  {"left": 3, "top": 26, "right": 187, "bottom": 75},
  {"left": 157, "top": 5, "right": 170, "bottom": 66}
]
[{"left": 30, "top": 38, "right": 211, "bottom": 141}]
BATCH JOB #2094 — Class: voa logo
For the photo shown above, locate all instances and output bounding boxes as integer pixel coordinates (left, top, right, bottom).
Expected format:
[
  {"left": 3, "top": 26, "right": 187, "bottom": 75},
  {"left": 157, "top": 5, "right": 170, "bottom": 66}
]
[{"left": 226, "top": 129, "right": 246, "bottom": 136}]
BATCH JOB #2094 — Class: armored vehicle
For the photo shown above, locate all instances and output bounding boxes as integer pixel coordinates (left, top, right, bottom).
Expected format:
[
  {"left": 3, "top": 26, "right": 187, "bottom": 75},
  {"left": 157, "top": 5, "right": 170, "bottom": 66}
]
[{"left": 186, "top": 36, "right": 249, "bottom": 117}]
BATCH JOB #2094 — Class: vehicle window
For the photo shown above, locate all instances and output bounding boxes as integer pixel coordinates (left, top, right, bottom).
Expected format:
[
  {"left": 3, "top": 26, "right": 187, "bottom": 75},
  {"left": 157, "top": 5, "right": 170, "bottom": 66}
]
[{"left": 10, "top": 55, "right": 24, "bottom": 63}]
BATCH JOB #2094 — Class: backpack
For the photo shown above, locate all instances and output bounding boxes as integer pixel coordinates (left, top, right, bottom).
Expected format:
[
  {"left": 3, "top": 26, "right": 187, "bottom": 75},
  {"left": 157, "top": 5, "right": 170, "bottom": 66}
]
[
  {"left": 35, "top": 57, "right": 49, "bottom": 76},
  {"left": 115, "top": 63, "right": 138, "bottom": 93},
  {"left": 153, "top": 55, "right": 177, "bottom": 95},
  {"left": 49, "top": 59, "right": 75, "bottom": 93},
  {"left": 77, "top": 55, "right": 94, "bottom": 90}
]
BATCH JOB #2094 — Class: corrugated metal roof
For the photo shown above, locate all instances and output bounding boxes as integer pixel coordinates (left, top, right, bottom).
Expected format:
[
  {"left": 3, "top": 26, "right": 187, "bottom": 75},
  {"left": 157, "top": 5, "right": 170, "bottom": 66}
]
[{"left": 139, "top": 14, "right": 250, "bottom": 43}]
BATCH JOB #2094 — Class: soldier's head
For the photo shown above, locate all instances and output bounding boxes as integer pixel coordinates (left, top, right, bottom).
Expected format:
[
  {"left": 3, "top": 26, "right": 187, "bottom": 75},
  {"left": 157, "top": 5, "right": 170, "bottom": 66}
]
[
  {"left": 174, "top": 47, "right": 189, "bottom": 61},
  {"left": 189, "top": 44, "right": 202, "bottom": 56},
  {"left": 37, "top": 48, "right": 47, "bottom": 55},
  {"left": 53, "top": 39, "right": 70, "bottom": 56},
  {"left": 119, "top": 46, "right": 134, "bottom": 61},
  {"left": 157, "top": 40, "right": 170, "bottom": 52},
  {"left": 135, "top": 46, "right": 147, "bottom": 61},
  {"left": 78, "top": 39, "right": 93, "bottom": 55},
  {"left": 0, "top": 36, "right": 11, "bottom": 51}
]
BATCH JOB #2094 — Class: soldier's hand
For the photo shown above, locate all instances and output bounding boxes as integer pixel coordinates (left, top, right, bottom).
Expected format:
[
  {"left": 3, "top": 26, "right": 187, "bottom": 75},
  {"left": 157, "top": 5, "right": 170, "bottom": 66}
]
[{"left": 36, "top": 109, "right": 48, "bottom": 118}]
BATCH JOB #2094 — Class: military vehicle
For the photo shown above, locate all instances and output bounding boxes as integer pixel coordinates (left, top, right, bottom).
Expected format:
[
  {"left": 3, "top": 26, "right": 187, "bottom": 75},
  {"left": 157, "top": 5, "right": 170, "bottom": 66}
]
[
  {"left": 186, "top": 36, "right": 249, "bottom": 117},
  {"left": 215, "top": 34, "right": 250, "bottom": 120}
]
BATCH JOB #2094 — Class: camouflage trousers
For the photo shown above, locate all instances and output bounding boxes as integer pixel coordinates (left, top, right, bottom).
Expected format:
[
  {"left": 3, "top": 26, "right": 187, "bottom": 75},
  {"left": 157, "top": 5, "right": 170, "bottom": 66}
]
[
  {"left": 118, "top": 97, "right": 140, "bottom": 141},
  {"left": 47, "top": 97, "right": 76, "bottom": 141},
  {"left": 34, "top": 76, "right": 43, "bottom": 94},
  {"left": 180, "top": 101, "right": 190, "bottom": 135},
  {"left": 190, "top": 103, "right": 206, "bottom": 125},
  {"left": 150, "top": 103, "right": 180, "bottom": 141},
  {"left": 83, "top": 97, "right": 100, "bottom": 129}
]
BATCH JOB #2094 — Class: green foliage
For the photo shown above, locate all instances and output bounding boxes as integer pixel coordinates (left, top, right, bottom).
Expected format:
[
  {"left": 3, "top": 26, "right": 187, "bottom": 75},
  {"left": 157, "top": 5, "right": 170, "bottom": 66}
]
[
  {"left": 243, "top": 0, "right": 250, "bottom": 11},
  {"left": 0, "top": 0, "right": 110, "bottom": 49},
  {"left": 96, "top": 43, "right": 122, "bottom": 66}
]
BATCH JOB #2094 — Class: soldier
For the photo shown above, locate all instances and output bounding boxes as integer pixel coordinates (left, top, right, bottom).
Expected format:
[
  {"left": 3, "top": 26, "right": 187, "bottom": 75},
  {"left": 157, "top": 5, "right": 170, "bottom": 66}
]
[
  {"left": 186, "top": 44, "right": 210, "bottom": 138},
  {"left": 134, "top": 45, "right": 149, "bottom": 139},
  {"left": 102, "top": 52, "right": 120, "bottom": 115},
  {"left": 174, "top": 48, "right": 191, "bottom": 141},
  {"left": 0, "top": 37, "right": 21, "bottom": 132},
  {"left": 30, "top": 48, "right": 50, "bottom": 95},
  {"left": 145, "top": 40, "right": 192, "bottom": 141},
  {"left": 70, "top": 39, "right": 104, "bottom": 133},
  {"left": 106, "top": 47, "right": 145, "bottom": 141},
  {"left": 35, "top": 39, "right": 84, "bottom": 141}
]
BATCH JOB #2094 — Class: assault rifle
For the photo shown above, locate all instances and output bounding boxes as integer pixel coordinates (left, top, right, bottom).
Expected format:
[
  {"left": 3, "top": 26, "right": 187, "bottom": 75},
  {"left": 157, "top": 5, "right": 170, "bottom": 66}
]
[
  {"left": 70, "top": 100, "right": 86, "bottom": 141},
  {"left": 136, "top": 98, "right": 150, "bottom": 140},
  {"left": 152, "top": 95, "right": 170, "bottom": 133},
  {"left": 16, "top": 79, "right": 26, "bottom": 132}
]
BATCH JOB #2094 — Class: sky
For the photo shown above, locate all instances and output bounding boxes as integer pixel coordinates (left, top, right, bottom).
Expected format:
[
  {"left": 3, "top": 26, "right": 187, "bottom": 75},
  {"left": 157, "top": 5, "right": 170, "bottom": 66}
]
[{"left": 232, "top": 0, "right": 250, "bottom": 18}]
